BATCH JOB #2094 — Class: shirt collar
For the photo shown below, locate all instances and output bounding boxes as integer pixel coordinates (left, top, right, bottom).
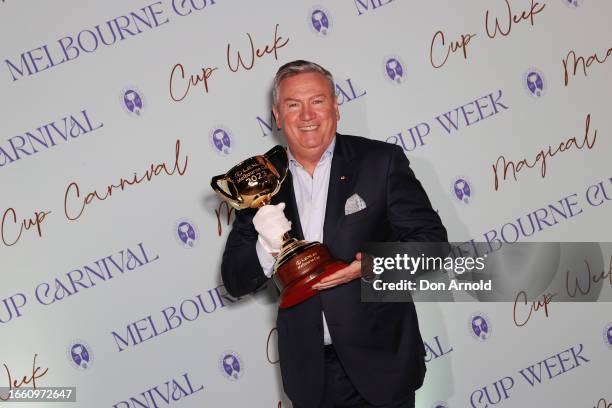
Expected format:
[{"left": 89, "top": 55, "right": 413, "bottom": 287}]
[{"left": 287, "top": 137, "right": 336, "bottom": 169}]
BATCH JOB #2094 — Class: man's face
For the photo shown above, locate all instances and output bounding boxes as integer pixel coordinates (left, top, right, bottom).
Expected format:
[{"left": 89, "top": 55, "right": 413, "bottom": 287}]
[{"left": 273, "top": 72, "right": 339, "bottom": 161}]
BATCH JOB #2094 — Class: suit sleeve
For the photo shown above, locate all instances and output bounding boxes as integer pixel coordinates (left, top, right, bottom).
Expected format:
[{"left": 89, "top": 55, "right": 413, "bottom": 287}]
[
  {"left": 386, "top": 145, "right": 448, "bottom": 242},
  {"left": 221, "top": 207, "right": 270, "bottom": 297}
]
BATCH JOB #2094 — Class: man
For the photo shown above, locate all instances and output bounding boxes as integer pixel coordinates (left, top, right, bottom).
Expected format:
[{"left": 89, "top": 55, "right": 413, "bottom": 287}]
[{"left": 221, "top": 60, "right": 447, "bottom": 407}]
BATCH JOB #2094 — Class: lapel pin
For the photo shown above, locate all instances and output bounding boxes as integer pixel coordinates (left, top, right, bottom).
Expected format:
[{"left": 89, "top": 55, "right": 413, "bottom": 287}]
[{"left": 340, "top": 175, "right": 346, "bottom": 180}]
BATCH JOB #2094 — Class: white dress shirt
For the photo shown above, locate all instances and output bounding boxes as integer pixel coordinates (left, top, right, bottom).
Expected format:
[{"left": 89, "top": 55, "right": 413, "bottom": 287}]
[{"left": 256, "top": 138, "right": 336, "bottom": 345}]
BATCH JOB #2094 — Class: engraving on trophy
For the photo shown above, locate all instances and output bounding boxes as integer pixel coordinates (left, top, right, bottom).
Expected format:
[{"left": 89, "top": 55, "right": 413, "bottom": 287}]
[{"left": 296, "top": 253, "right": 321, "bottom": 270}]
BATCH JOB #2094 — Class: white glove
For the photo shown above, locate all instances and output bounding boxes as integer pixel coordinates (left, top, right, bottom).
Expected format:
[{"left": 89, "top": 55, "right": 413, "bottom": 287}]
[{"left": 253, "top": 202, "right": 292, "bottom": 254}]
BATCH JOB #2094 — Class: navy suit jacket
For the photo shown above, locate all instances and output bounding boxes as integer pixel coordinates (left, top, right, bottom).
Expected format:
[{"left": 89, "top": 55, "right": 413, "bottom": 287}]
[{"left": 221, "top": 134, "right": 448, "bottom": 407}]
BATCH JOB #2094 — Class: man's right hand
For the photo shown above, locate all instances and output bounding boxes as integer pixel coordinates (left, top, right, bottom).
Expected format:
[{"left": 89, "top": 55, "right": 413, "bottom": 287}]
[{"left": 253, "top": 202, "right": 292, "bottom": 255}]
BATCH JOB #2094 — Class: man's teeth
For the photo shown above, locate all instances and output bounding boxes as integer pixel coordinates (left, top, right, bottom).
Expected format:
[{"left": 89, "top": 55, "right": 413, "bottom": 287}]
[{"left": 300, "top": 125, "right": 319, "bottom": 131}]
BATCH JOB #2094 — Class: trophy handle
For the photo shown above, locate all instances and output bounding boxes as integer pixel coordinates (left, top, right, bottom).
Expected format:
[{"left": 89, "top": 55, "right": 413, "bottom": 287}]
[
  {"left": 264, "top": 145, "right": 289, "bottom": 191},
  {"left": 211, "top": 174, "right": 241, "bottom": 204}
]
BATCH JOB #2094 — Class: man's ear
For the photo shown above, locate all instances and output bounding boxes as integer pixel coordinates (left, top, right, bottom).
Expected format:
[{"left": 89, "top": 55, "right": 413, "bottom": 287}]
[
  {"left": 334, "top": 97, "right": 340, "bottom": 121},
  {"left": 272, "top": 106, "right": 281, "bottom": 130}
]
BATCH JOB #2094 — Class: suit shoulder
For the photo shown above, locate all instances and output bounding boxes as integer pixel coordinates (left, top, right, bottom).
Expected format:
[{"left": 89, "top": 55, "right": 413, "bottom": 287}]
[{"left": 339, "top": 134, "right": 401, "bottom": 157}]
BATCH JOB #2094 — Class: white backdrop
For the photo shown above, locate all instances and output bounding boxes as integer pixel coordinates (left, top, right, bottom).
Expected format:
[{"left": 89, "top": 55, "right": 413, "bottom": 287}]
[{"left": 1, "top": 1, "right": 611, "bottom": 407}]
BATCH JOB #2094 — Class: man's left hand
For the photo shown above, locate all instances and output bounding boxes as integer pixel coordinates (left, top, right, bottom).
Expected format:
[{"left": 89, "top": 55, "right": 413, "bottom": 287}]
[{"left": 312, "top": 252, "right": 362, "bottom": 290}]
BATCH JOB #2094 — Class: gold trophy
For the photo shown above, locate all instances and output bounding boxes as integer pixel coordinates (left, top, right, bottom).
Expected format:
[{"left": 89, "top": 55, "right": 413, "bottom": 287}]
[{"left": 211, "top": 145, "right": 347, "bottom": 308}]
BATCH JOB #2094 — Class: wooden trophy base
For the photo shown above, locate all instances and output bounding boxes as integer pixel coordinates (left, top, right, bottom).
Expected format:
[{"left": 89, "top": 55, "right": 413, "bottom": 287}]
[{"left": 273, "top": 239, "right": 348, "bottom": 308}]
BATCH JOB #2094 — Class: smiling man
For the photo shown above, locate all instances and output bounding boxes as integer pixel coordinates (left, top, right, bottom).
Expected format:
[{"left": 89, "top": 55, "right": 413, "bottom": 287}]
[
  {"left": 221, "top": 60, "right": 447, "bottom": 408},
  {"left": 272, "top": 70, "right": 339, "bottom": 174}
]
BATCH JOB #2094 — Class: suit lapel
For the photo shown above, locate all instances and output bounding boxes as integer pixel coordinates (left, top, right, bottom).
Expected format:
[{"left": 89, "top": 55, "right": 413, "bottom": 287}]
[
  {"left": 273, "top": 170, "right": 304, "bottom": 240},
  {"left": 323, "top": 134, "right": 358, "bottom": 245}
]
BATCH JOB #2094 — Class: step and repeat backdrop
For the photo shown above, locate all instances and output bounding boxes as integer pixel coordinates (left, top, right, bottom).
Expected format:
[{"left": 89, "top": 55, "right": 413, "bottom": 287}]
[{"left": 1, "top": 0, "right": 611, "bottom": 407}]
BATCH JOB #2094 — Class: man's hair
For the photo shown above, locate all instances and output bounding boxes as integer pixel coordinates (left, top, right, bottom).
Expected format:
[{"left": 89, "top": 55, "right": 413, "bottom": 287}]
[{"left": 272, "top": 60, "right": 335, "bottom": 105}]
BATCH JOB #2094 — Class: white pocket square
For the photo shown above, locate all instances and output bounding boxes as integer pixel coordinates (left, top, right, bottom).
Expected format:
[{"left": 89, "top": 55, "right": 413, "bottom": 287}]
[{"left": 345, "top": 193, "right": 367, "bottom": 215}]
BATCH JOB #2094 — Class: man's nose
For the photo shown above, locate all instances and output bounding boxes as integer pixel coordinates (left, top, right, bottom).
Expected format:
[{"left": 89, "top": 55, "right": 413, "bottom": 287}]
[{"left": 299, "top": 104, "right": 315, "bottom": 121}]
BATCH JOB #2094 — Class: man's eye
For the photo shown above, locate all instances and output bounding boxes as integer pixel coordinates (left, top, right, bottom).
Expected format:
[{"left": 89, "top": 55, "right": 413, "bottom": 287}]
[
  {"left": 313, "top": 99, "right": 323, "bottom": 104},
  {"left": 288, "top": 103, "right": 298, "bottom": 108}
]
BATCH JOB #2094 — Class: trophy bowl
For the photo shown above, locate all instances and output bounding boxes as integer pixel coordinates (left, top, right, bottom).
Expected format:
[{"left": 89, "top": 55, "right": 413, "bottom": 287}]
[
  {"left": 211, "top": 145, "right": 348, "bottom": 308},
  {"left": 211, "top": 145, "right": 288, "bottom": 210}
]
